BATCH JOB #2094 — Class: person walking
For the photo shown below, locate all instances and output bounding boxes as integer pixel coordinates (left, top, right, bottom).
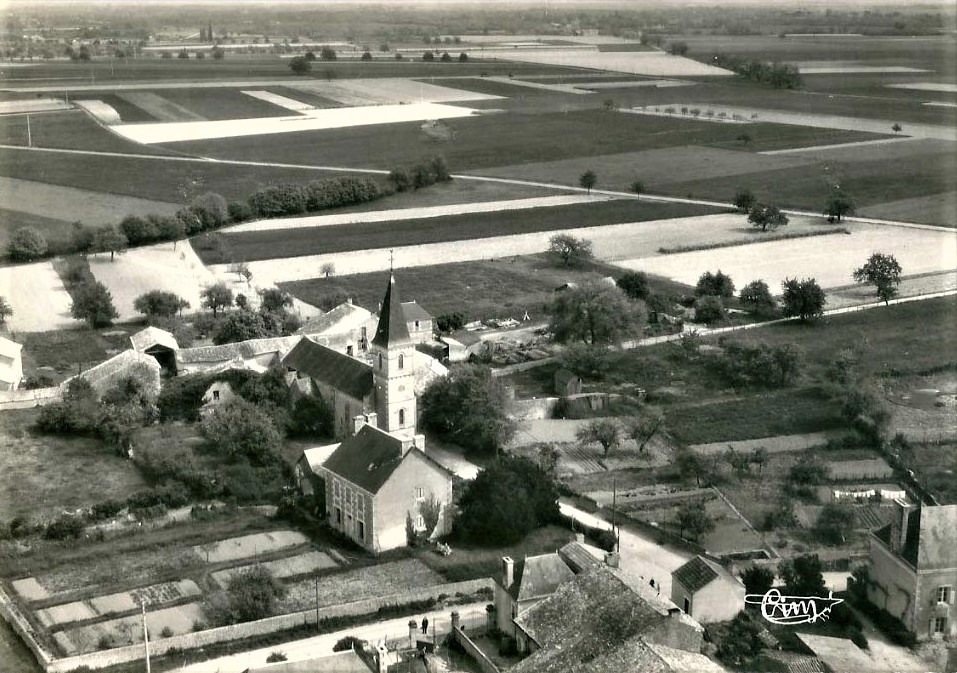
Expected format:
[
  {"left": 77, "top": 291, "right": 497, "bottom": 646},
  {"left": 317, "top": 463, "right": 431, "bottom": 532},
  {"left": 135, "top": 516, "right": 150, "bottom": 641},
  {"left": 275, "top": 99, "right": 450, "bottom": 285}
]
[{"left": 421, "top": 616, "right": 429, "bottom": 634}]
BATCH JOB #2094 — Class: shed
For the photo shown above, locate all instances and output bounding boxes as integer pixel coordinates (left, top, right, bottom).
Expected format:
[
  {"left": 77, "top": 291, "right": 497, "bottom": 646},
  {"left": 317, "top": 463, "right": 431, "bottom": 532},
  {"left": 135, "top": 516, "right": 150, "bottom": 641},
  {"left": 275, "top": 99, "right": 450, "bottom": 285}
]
[
  {"left": 129, "top": 326, "right": 179, "bottom": 374},
  {"left": 554, "top": 368, "right": 582, "bottom": 396},
  {"left": 440, "top": 330, "right": 482, "bottom": 363}
]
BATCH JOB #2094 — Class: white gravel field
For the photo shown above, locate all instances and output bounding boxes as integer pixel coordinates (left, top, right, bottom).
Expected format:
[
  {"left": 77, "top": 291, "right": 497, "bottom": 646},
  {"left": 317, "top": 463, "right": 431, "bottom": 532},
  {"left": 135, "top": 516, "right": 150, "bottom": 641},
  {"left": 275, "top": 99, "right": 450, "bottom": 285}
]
[
  {"left": 887, "top": 82, "right": 957, "bottom": 93},
  {"left": 288, "top": 77, "right": 502, "bottom": 106},
  {"left": 484, "top": 49, "right": 733, "bottom": 77},
  {"left": 0, "top": 260, "right": 76, "bottom": 331},
  {"left": 242, "top": 89, "right": 314, "bottom": 112}
]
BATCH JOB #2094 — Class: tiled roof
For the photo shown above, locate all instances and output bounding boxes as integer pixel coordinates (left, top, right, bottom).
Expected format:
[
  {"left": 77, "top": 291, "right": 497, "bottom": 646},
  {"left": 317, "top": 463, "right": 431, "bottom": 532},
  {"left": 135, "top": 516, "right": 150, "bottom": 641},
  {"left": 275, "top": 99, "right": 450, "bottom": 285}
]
[
  {"left": 371, "top": 275, "right": 411, "bottom": 349},
  {"left": 322, "top": 425, "right": 408, "bottom": 494},
  {"left": 129, "top": 326, "right": 178, "bottom": 352},
  {"left": 401, "top": 301, "right": 432, "bottom": 322},
  {"left": 756, "top": 650, "right": 826, "bottom": 673},
  {"left": 282, "top": 337, "right": 373, "bottom": 401},
  {"left": 177, "top": 336, "right": 300, "bottom": 365},
  {"left": 672, "top": 556, "right": 720, "bottom": 594},
  {"left": 76, "top": 349, "right": 159, "bottom": 393},
  {"left": 299, "top": 302, "right": 373, "bottom": 336},
  {"left": 442, "top": 330, "right": 481, "bottom": 348},
  {"left": 509, "top": 553, "right": 576, "bottom": 601},
  {"left": 557, "top": 540, "right": 605, "bottom": 574}
]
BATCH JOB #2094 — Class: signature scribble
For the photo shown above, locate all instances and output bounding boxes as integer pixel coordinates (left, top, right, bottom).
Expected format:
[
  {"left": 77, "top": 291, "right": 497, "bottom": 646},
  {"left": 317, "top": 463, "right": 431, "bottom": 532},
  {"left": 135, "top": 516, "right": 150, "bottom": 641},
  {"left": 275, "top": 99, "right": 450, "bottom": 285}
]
[{"left": 744, "top": 589, "right": 844, "bottom": 625}]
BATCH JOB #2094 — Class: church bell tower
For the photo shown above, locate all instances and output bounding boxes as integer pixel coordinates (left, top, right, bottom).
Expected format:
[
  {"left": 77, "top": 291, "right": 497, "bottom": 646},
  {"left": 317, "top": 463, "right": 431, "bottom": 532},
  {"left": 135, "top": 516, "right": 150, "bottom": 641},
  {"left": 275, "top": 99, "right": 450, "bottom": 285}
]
[{"left": 369, "top": 274, "right": 416, "bottom": 436}]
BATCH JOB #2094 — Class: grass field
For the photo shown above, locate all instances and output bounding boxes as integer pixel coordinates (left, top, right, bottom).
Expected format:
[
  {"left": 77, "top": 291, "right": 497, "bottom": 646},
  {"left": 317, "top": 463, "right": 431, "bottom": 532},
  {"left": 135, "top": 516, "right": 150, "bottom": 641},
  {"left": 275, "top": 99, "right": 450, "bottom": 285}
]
[
  {"left": 0, "top": 110, "right": 173, "bottom": 155},
  {"left": 196, "top": 199, "right": 718, "bottom": 264},
  {"left": 0, "top": 409, "right": 147, "bottom": 522},
  {"left": 15, "top": 324, "right": 135, "bottom": 381},
  {"left": 0, "top": 208, "right": 72, "bottom": 250},
  {"left": 148, "top": 87, "right": 296, "bottom": 120}
]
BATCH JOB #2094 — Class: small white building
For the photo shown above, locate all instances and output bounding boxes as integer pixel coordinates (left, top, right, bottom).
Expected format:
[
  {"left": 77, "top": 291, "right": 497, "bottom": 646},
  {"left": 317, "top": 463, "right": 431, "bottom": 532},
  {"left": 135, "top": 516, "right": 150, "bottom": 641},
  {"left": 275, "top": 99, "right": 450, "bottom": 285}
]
[
  {"left": 199, "top": 380, "right": 236, "bottom": 417},
  {"left": 0, "top": 336, "right": 24, "bottom": 391},
  {"left": 671, "top": 556, "right": 746, "bottom": 623}
]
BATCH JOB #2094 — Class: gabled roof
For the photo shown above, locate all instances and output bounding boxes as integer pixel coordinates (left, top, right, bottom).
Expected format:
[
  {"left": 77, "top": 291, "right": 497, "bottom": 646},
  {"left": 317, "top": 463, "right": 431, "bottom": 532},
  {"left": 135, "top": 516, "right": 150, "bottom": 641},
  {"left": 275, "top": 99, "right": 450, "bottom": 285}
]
[
  {"left": 76, "top": 349, "right": 159, "bottom": 393},
  {"left": 177, "top": 336, "right": 300, "bottom": 366},
  {"left": 299, "top": 302, "right": 374, "bottom": 337},
  {"left": 371, "top": 275, "right": 411, "bottom": 349},
  {"left": 129, "top": 326, "right": 178, "bottom": 352},
  {"left": 441, "top": 330, "right": 481, "bottom": 348},
  {"left": 557, "top": 540, "right": 605, "bottom": 574},
  {"left": 282, "top": 337, "right": 373, "bottom": 401},
  {"left": 401, "top": 301, "right": 432, "bottom": 323},
  {"left": 672, "top": 556, "right": 721, "bottom": 593},
  {"left": 300, "top": 442, "right": 341, "bottom": 474},
  {"left": 509, "top": 553, "right": 576, "bottom": 601},
  {"left": 322, "top": 424, "right": 408, "bottom": 494},
  {"left": 0, "top": 336, "right": 24, "bottom": 359}
]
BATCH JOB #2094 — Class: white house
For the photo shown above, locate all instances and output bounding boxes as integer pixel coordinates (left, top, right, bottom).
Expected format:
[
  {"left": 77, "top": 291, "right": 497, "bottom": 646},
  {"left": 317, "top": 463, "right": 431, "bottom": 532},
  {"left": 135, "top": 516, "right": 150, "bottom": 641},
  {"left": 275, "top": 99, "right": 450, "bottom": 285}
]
[{"left": 0, "top": 336, "right": 23, "bottom": 391}]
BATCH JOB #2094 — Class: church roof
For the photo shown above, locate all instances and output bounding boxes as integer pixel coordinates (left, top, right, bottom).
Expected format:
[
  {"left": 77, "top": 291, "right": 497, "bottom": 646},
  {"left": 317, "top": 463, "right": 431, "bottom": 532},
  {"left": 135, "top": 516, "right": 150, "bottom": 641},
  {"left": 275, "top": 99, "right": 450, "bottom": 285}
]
[
  {"left": 371, "top": 275, "right": 411, "bottom": 349},
  {"left": 282, "top": 337, "right": 373, "bottom": 401}
]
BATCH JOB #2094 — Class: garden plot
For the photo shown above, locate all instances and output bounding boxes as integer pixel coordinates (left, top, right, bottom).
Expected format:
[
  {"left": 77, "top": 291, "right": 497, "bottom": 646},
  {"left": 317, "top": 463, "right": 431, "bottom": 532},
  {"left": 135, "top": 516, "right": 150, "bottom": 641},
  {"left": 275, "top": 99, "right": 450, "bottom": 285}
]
[
  {"left": 287, "top": 77, "right": 503, "bottom": 106},
  {"left": 88, "top": 241, "right": 217, "bottom": 321},
  {"left": 211, "top": 551, "right": 338, "bottom": 588},
  {"left": 112, "top": 102, "right": 478, "bottom": 144},
  {"left": 0, "top": 97, "right": 72, "bottom": 114},
  {"left": 278, "top": 559, "right": 444, "bottom": 613},
  {"left": 490, "top": 49, "right": 732, "bottom": 77},
  {"left": 242, "top": 90, "right": 314, "bottom": 112},
  {"left": 73, "top": 99, "right": 121, "bottom": 124},
  {"left": 618, "top": 224, "right": 957, "bottom": 292},
  {"left": 858, "top": 190, "right": 957, "bottom": 226},
  {"left": 887, "top": 83, "right": 957, "bottom": 93},
  {"left": 57, "top": 603, "right": 205, "bottom": 655},
  {"left": 0, "top": 176, "right": 180, "bottom": 225},
  {"left": 116, "top": 91, "right": 206, "bottom": 122},
  {"left": 192, "top": 530, "right": 308, "bottom": 565},
  {"left": 11, "top": 578, "right": 49, "bottom": 602},
  {"left": 0, "top": 261, "right": 75, "bottom": 332},
  {"left": 227, "top": 194, "right": 613, "bottom": 233}
]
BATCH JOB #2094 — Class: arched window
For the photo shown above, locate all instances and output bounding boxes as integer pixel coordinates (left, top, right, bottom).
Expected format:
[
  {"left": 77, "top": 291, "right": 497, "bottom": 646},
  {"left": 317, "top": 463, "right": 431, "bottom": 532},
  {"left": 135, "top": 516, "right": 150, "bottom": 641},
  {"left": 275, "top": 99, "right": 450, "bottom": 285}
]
[
  {"left": 398, "top": 354, "right": 405, "bottom": 370},
  {"left": 399, "top": 408, "right": 406, "bottom": 426}
]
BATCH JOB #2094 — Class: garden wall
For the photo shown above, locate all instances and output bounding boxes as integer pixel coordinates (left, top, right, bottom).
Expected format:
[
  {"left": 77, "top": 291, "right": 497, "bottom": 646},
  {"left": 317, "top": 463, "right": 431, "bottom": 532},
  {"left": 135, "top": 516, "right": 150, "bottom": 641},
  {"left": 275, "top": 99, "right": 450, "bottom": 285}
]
[
  {"left": 35, "top": 578, "right": 493, "bottom": 672},
  {"left": 451, "top": 626, "right": 500, "bottom": 673},
  {"left": 508, "top": 396, "right": 558, "bottom": 421},
  {"left": 0, "top": 386, "right": 61, "bottom": 410}
]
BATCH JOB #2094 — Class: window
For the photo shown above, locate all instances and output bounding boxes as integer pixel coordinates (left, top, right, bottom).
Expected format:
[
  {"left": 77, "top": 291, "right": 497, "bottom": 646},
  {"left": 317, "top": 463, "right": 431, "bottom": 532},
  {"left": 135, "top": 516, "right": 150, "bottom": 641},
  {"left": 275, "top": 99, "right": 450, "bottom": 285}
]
[
  {"left": 335, "top": 507, "right": 342, "bottom": 525},
  {"left": 414, "top": 320, "right": 420, "bottom": 329},
  {"left": 398, "top": 354, "right": 405, "bottom": 370},
  {"left": 399, "top": 408, "right": 406, "bottom": 426},
  {"left": 378, "top": 353, "right": 383, "bottom": 369},
  {"left": 415, "top": 487, "right": 424, "bottom": 499},
  {"left": 358, "top": 521, "right": 365, "bottom": 540},
  {"left": 415, "top": 515, "right": 424, "bottom": 529},
  {"left": 347, "top": 345, "right": 354, "bottom": 357},
  {"left": 933, "top": 617, "right": 948, "bottom": 634},
  {"left": 212, "top": 390, "right": 220, "bottom": 401},
  {"left": 937, "top": 586, "right": 952, "bottom": 604},
  {"left": 683, "top": 597, "right": 691, "bottom": 614}
]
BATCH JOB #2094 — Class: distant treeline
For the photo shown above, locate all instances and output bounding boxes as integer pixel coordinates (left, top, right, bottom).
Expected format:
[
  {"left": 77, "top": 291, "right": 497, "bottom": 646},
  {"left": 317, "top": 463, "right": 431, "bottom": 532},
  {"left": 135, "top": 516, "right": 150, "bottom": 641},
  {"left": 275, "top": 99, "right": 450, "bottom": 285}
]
[{"left": 713, "top": 53, "right": 803, "bottom": 90}]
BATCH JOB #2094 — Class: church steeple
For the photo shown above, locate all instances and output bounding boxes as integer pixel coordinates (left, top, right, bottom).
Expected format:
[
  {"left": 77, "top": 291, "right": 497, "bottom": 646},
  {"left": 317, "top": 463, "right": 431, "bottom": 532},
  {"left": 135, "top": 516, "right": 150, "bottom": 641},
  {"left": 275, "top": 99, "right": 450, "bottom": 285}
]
[{"left": 372, "top": 274, "right": 411, "bottom": 349}]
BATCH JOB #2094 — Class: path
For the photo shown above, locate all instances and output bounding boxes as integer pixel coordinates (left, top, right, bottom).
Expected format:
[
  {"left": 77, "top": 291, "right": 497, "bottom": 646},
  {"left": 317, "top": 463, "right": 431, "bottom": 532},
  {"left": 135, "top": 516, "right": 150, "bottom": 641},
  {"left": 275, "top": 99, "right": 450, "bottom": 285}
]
[{"left": 179, "top": 601, "right": 487, "bottom": 673}]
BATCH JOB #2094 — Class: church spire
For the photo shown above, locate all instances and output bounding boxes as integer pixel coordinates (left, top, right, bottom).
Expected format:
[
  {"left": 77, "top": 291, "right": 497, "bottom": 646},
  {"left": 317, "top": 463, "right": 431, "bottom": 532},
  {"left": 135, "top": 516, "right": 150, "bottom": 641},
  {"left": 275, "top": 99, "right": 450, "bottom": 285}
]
[{"left": 372, "top": 274, "right": 411, "bottom": 349}]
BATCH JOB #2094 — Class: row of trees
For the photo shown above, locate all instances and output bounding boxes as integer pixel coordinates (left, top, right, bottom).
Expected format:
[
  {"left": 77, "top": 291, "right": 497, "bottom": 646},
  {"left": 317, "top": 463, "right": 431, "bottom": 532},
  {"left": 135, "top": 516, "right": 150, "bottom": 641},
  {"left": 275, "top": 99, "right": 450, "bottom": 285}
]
[{"left": 713, "top": 53, "right": 803, "bottom": 89}]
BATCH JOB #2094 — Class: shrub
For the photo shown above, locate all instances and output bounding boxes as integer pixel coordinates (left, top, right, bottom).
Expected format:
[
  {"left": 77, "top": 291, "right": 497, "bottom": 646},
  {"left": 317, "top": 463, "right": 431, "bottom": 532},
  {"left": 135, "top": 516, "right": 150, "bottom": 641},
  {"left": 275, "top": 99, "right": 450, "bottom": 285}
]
[
  {"left": 266, "top": 651, "right": 288, "bottom": 662},
  {"left": 8, "top": 226, "right": 48, "bottom": 262},
  {"left": 44, "top": 515, "right": 85, "bottom": 540},
  {"left": 694, "top": 295, "right": 726, "bottom": 324},
  {"left": 333, "top": 636, "right": 362, "bottom": 652},
  {"left": 228, "top": 201, "right": 253, "bottom": 223},
  {"left": 160, "top": 626, "right": 174, "bottom": 638}
]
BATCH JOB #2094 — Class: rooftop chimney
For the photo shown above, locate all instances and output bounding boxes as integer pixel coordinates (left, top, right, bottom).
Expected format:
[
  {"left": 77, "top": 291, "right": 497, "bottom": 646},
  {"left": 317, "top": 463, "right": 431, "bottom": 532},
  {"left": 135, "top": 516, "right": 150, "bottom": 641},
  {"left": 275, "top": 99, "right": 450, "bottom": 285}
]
[
  {"left": 575, "top": 533, "right": 585, "bottom": 544},
  {"left": 502, "top": 556, "right": 515, "bottom": 590},
  {"left": 605, "top": 551, "right": 620, "bottom": 568},
  {"left": 353, "top": 414, "right": 368, "bottom": 435},
  {"left": 365, "top": 412, "right": 377, "bottom": 430}
]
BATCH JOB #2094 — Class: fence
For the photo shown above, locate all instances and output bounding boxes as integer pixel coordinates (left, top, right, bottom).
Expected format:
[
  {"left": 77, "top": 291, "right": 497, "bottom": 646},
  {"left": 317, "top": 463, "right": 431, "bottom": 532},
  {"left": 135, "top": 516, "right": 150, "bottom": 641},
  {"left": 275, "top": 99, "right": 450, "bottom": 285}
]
[
  {"left": 3, "top": 578, "right": 493, "bottom": 672},
  {"left": 0, "top": 386, "right": 61, "bottom": 410}
]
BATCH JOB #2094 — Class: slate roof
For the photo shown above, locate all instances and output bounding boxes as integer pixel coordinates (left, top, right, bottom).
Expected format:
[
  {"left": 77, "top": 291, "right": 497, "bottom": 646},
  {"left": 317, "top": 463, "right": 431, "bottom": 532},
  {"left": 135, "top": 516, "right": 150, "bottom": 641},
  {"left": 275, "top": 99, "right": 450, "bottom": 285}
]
[
  {"left": 322, "top": 425, "right": 408, "bottom": 494},
  {"left": 129, "top": 326, "right": 178, "bottom": 352},
  {"left": 509, "top": 553, "right": 576, "bottom": 601},
  {"left": 282, "top": 337, "right": 373, "bottom": 401},
  {"left": 557, "top": 540, "right": 605, "bottom": 574},
  {"left": 401, "top": 301, "right": 432, "bottom": 323},
  {"left": 299, "top": 302, "right": 373, "bottom": 336},
  {"left": 672, "top": 556, "right": 721, "bottom": 593},
  {"left": 441, "top": 330, "right": 481, "bottom": 348},
  {"left": 177, "top": 336, "right": 299, "bottom": 365},
  {"left": 795, "top": 634, "right": 890, "bottom": 673},
  {"left": 371, "top": 275, "right": 411, "bottom": 348}
]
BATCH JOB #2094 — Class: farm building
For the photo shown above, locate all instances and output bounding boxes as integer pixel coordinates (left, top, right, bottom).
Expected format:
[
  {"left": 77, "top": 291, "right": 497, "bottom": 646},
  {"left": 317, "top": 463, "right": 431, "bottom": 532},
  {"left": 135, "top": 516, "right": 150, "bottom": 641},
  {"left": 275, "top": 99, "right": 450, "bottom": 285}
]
[
  {"left": 295, "top": 442, "right": 341, "bottom": 498},
  {"left": 867, "top": 502, "right": 957, "bottom": 640},
  {"left": 298, "top": 299, "right": 378, "bottom": 357},
  {"left": 553, "top": 367, "right": 582, "bottom": 396},
  {"left": 508, "top": 565, "right": 718, "bottom": 671},
  {"left": 129, "top": 326, "right": 179, "bottom": 374},
  {"left": 74, "top": 349, "right": 160, "bottom": 398},
  {"left": 440, "top": 330, "right": 483, "bottom": 363},
  {"left": 0, "top": 336, "right": 23, "bottom": 391},
  {"left": 320, "top": 418, "right": 453, "bottom": 554},
  {"left": 175, "top": 336, "right": 300, "bottom": 375},
  {"left": 401, "top": 301, "right": 434, "bottom": 344},
  {"left": 670, "top": 556, "right": 746, "bottom": 623},
  {"left": 494, "top": 536, "right": 606, "bottom": 639},
  {"left": 198, "top": 380, "right": 235, "bottom": 418}
]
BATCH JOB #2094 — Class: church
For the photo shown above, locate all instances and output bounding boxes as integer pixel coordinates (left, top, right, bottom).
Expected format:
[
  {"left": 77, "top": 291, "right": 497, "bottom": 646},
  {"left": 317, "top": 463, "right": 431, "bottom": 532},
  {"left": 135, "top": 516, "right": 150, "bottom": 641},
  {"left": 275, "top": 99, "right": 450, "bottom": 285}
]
[{"left": 284, "top": 274, "right": 455, "bottom": 553}]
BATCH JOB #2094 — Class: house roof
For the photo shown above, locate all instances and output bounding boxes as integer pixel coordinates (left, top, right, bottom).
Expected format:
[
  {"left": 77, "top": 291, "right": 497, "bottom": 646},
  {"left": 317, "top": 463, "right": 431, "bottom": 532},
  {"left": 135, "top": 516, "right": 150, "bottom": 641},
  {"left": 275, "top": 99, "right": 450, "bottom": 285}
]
[
  {"left": 916, "top": 504, "right": 957, "bottom": 569},
  {"left": 509, "top": 553, "right": 576, "bottom": 601},
  {"left": 177, "top": 336, "right": 299, "bottom": 366},
  {"left": 243, "top": 648, "right": 372, "bottom": 673},
  {"left": 129, "top": 326, "right": 178, "bottom": 352},
  {"left": 557, "top": 540, "right": 605, "bottom": 574},
  {"left": 0, "top": 336, "right": 24, "bottom": 359},
  {"left": 282, "top": 337, "right": 373, "bottom": 401},
  {"left": 322, "top": 425, "right": 409, "bottom": 494},
  {"left": 645, "top": 643, "right": 729, "bottom": 673},
  {"left": 441, "top": 330, "right": 481, "bottom": 348},
  {"left": 300, "top": 442, "right": 341, "bottom": 473},
  {"left": 672, "top": 556, "right": 721, "bottom": 594},
  {"left": 795, "top": 634, "right": 891, "bottom": 673},
  {"left": 511, "top": 566, "right": 709, "bottom": 673},
  {"left": 299, "top": 302, "right": 373, "bottom": 337},
  {"left": 401, "top": 301, "right": 432, "bottom": 323},
  {"left": 754, "top": 651, "right": 826, "bottom": 673},
  {"left": 371, "top": 275, "right": 411, "bottom": 349}
]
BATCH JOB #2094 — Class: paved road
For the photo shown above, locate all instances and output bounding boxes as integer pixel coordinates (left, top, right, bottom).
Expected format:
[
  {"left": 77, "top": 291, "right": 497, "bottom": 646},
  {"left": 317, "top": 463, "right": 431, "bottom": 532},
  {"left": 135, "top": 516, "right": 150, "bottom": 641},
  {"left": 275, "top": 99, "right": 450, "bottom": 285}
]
[{"left": 180, "top": 602, "right": 487, "bottom": 673}]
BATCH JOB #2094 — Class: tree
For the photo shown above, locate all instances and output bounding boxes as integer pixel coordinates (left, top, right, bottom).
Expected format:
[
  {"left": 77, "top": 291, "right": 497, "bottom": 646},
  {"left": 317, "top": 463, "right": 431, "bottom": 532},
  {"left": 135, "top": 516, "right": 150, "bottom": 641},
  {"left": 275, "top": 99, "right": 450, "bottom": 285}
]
[
  {"left": 668, "top": 41, "right": 690, "bottom": 56},
  {"left": 459, "top": 52, "right": 468, "bottom": 62},
  {"left": 824, "top": 189, "right": 855, "bottom": 222},
  {"left": 549, "top": 281, "right": 644, "bottom": 345},
  {"left": 676, "top": 450, "right": 707, "bottom": 486},
  {"left": 748, "top": 204, "right": 789, "bottom": 232},
  {"left": 204, "top": 566, "right": 287, "bottom": 626},
  {"left": 694, "top": 295, "right": 726, "bottom": 324},
  {"left": 733, "top": 189, "right": 756, "bottom": 213},
  {"left": 319, "top": 262, "right": 335, "bottom": 278},
  {"left": 624, "top": 408, "right": 665, "bottom": 453},
  {"left": 675, "top": 501, "right": 714, "bottom": 541},
  {"left": 419, "top": 365, "right": 516, "bottom": 454},
  {"left": 739, "top": 280, "right": 775, "bottom": 317},
  {"left": 440, "top": 52, "right": 452, "bottom": 62},
  {"left": 695, "top": 270, "right": 735, "bottom": 298},
  {"left": 191, "top": 192, "right": 229, "bottom": 229},
  {"left": 0, "top": 296, "right": 12, "bottom": 326},
  {"left": 8, "top": 226, "right": 48, "bottom": 262},
  {"left": 360, "top": 50, "right": 372, "bottom": 61},
  {"left": 548, "top": 234, "right": 594, "bottom": 267},
  {"left": 119, "top": 215, "right": 156, "bottom": 246},
  {"left": 70, "top": 281, "right": 118, "bottom": 327},
  {"left": 750, "top": 447, "right": 768, "bottom": 476},
  {"left": 892, "top": 123, "right": 902, "bottom": 134},
  {"left": 212, "top": 46, "right": 224, "bottom": 60},
  {"left": 616, "top": 271, "right": 649, "bottom": 300},
  {"left": 560, "top": 343, "right": 613, "bottom": 380},
  {"left": 134, "top": 290, "right": 189, "bottom": 323},
  {"left": 741, "top": 565, "right": 774, "bottom": 597},
  {"left": 815, "top": 503, "right": 855, "bottom": 545},
  {"left": 455, "top": 455, "right": 559, "bottom": 545},
  {"left": 716, "top": 612, "right": 766, "bottom": 666},
  {"left": 839, "top": 386, "right": 890, "bottom": 445},
  {"left": 579, "top": 169, "right": 597, "bottom": 194},
  {"left": 737, "top": 132, "right": 752, "bottom": 147},
  {"left": 333, "top": 636, "right": 362, "bottom": 653},
  {"left": 576, "top": 418, "right": 621, "bottom": 457},
  {"left": 781, "top": 277, "right": 826, "bottom": 322},
  {"left": 93, "top": 226, "right": 128, "bottom": 261},
  {"left": 214, "top": 310, "right": 268, "bottom": 345},
  {"left": 258, "top": 287, "right": 293, "bottom": 314},
  {"left": 853, "top": 252, "right": 902, "bottom": 305},
  {"left": 201, "top": 397, "right": 282, "bottom": 465},
  {"left": 630, "top": 180, "right": 644, "bottom": 196},
  {"left": 288, "top": 56, "right": 311, "bottom": 74},
  {"left": 780, "top": 554, "right": 826, "bottom": 597},
  {"left": 319, "top": 46, "right": 337, "bottom": 61},
  {"left": 201, "top": 282, "right": 234, "bottom": 317},
  {"left": 422, "top": 51, "right": 434, "bottom": 61}
]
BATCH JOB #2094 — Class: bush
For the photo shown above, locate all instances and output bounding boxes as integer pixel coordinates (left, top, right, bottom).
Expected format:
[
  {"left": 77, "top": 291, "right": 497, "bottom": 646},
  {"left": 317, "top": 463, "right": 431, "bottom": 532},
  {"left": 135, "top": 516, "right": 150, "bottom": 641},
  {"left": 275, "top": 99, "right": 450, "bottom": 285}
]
[
  {"left": 694, "top": 296, "right": 726, "bottom": 324},
  {"left": 695, "top": 271, "right": 735, "bottom": 298},
  {"left": 228, "top": 201, "right": 253, "bottom": 223},
  {"left": 266, "top": 651, "right": 288, "bottom": 663},
  {"left": 709, "top": 341, "right": 801, "bottom": 388},
  {"left": 204, "top": 566, "right": 287, "bottom": 626},
  {"left": 160, "top": 626, "right": 174, "bottom": 638},
  {"left": 8, "top": 226, "right": 48, "bottom": 262},
  {"left": 44, "top": 515, "right": 85, "bottom": 540},
  {"left": 333, "top": 636, "right": 362, "bottom": 652}
]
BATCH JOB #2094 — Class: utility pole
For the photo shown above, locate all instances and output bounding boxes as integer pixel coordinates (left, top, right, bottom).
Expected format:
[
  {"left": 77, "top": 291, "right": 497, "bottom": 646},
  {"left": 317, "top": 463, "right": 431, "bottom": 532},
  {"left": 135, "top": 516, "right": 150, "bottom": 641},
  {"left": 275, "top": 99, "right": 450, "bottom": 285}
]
[
  {"left": 26, "top": 114, "right": 31, "bottom": 147},
  {"left": 612, "top": 476, "right": 619, "bottom": 553},
  {"left": 315, "top": 575, "right": 320, "bottom": 634},
  {"left": 141, "top": 602, "right": 151, "bottom": 673}
]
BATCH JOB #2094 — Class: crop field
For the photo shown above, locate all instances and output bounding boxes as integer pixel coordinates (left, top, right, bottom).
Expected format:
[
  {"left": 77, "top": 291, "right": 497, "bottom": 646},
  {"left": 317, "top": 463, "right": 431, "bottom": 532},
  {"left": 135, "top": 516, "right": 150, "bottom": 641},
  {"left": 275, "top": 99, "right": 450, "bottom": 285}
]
[
  {"left": 0, "top": 410, "right": 146, "bottom": 522},
  {"left": 138, "top": 87, "right": 299, "bottom": 120},
  {"left": 211, "top": 551, "right": 338, "bottom": 588},
  {"left": 88, "top": 241, "right": 219, "bottom": 321},
  {"left": 195, "top": 199, "right": 718, "bottom": 264},
  {"left": 0, "top": 209, "right": 73, "bottom": 250},
  {"left": 58, "top": 602, "right": 206, "bottom": 654},
  {"left": 482, "top": 49, "right": 733, "bottom": 77},
  {"left": 0, "top": 110, "right": 175, "bottom": 155},
  {"left": 0, "top": 260, "right": 75, "bottom": 332},
  {"left": 858, "top": 191, "right": 957, "bottom": 226}
]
